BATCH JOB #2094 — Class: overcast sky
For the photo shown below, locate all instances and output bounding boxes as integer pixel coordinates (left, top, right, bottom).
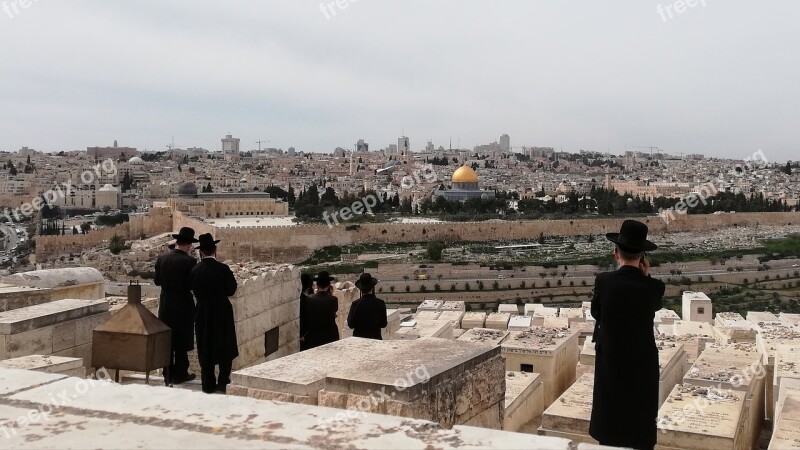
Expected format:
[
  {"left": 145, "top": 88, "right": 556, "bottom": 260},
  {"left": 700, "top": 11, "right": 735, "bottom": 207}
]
[{"left": 0, "top": 0, "right": 798, "bottom": 161}]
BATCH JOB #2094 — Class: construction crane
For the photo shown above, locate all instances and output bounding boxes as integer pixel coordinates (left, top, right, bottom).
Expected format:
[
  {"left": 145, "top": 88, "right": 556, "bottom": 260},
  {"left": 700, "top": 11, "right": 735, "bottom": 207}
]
[
  {"left": 256, "top": 139, "right": 271, "bottom": 151},
  {"left": 634, "top": 146, "right": 664, "bottom": 157}
]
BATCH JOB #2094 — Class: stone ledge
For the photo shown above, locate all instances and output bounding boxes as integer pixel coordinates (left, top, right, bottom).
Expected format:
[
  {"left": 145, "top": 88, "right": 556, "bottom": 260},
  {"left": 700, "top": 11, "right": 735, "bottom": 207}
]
[
  {"left": 0, "top": 299, "right": 109, "bottom": 335},
  {"left": 0, "top": 367, "right": 572, "bottom": 449}
]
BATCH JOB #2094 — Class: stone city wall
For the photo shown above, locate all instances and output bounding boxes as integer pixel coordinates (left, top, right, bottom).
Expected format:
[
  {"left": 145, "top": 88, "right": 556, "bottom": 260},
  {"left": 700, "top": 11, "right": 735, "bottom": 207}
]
[
  {"left": 169, "top": 211, "right": 798, "bottom": 264},
  {"left": 34, "top": 208, "right": 173, "bottom": 261}
]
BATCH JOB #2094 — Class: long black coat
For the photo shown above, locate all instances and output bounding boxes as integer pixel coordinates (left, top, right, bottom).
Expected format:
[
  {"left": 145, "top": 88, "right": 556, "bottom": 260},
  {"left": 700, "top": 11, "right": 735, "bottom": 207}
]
[
  {"left": 154, "top": 249, "right": 197, "bottom": 352},
  {"left": 191, "top": 257, "right": 239, "bottom": 366},
  {"left": 589, "top": 265, "right": 665, "bottom": 450},
  {"left": 347, "top": 294, "right": 388, "bottom": 340},
  {"left": 303, "top": 291, "right": 339, "bottom": 349}
]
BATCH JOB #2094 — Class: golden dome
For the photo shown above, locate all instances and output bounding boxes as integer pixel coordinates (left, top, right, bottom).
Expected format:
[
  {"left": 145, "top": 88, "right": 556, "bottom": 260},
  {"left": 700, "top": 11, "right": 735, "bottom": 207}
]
[{"left": 451, "top": 166, "right": 479, "bottom": 183}]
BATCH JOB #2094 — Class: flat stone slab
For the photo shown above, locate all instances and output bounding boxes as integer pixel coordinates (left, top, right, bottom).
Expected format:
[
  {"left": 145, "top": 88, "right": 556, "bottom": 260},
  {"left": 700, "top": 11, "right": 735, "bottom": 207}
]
[
  {"left": 502, "top": 328, "right": 578, "bottom": 356},
  {"left": 485, "top": 313, "right": 511, "bottom": 330},
  {"left": 0, "top": 354, "right": 83, "bottom": 374},
  {"left": 657, "top": 383, "right": 745, "bottom": 449},
  {"left": 0, "top": 368, "right": 66, "bottom": 396},
  {"left": 770, "top": 394, "right": 800, "bottom": 450},
  {"left": 0, "top": 368, "right": 570, "bottom": 449},
  {"left": 0, "top": 299, "right": 109, "bottom": 335},
  {"left": 231, "top": 337, "right": 498, "bottom": 401},
  {"left": 505, "top": 371, "right": 542, "bottom": 410},
  {"left": 498, "top": 304, "right": 520, "bottom": 315},
  {"left": 684, "top": 345, "right": 762, "bottom": 392},
  {"left": 541, "top": 373, "right": 594, "bottom": 436},
  {"left": 508, "top": 315, "right": 533, "bottom": 331},
  {"left": 457, "top": 328, "right": 509, "bottom": 346}
]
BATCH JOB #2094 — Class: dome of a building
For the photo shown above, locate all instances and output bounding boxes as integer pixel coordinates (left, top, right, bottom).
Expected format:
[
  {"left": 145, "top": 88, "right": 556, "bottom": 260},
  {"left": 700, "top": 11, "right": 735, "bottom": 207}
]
[
  {"left": 128, "top": 156, "right": 144, "bottom": 165},
  {"left": 177, "top": 182, "right": 198, "bottom": 195},
  {"left": 451, "top": 166, "right": 479, "bottom": 184},
  {"left": 99, "top": 183, "right": 117, "bottom": 192}
]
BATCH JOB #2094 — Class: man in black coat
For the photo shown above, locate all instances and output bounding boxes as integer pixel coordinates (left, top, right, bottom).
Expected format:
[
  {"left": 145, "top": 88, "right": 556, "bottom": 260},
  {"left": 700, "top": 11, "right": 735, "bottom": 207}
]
[
  {"left": 303, "top": 271, "right": 340, "bottom": 349},
  {"left": 299, "top": 273, "right": 314, "bottom": 351},
  {"left": 347, "top": 273, "right": 388, "bottom": 340},
  {"left": 190, "top": 233, "right": 239, "bottom": 394},
  {"left": 154, "top": 227, "right": 198, "bottom": 386},
  {"left": 589, "top": 220, "right": 665, "bottom": 450}
]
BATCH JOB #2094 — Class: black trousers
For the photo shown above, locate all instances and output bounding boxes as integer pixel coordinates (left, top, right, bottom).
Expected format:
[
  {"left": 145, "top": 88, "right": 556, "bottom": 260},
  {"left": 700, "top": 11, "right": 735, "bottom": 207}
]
[
  {"left": 201, "top": 359, "right": 232, "bottom": 393},
  {"left": 163, "top": 350, "right": 190, "bottom": 385}
]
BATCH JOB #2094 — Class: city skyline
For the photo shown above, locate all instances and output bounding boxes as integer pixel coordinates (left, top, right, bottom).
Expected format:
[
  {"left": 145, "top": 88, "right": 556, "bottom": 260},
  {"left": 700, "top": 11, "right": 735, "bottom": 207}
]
[{"left": 1, "top": 1, "right": 798, "bottom": 160}]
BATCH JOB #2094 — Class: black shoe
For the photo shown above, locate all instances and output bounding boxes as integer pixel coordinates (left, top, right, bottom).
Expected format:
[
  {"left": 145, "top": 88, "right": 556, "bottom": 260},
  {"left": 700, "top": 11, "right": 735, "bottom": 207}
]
[
  {"left": 172, "top": 373, "right": 196, "bottom": 385},
  {"left": 215, "top": 384, "right": 228, "bottom": 393}
]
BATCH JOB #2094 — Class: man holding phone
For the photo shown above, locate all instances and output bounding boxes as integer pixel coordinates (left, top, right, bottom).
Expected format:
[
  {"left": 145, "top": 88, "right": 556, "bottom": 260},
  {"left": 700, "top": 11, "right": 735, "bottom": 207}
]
[{"left": 589, "top": 220, "right": 665, "bottom": 450}]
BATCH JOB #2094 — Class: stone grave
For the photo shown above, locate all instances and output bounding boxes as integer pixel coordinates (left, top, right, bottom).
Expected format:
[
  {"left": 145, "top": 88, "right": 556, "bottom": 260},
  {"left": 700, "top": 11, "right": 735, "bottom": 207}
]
[
  {"left": 392, "top": 319, "right": 453, "bottom": 340},
  {"left": 417, "top": 300, "right": 443, "bottom": 312},
  {"left": 716, "top": 312, "right": 746, "bottom": 327},
  {"left": 457, "top": 328, "right": 509, "bottom": 347},
  {"left": 770, "top": 393, "right": 800, "bottom": 450},
  {"left": 508, "top": 315, "right": 533, "bottom": 332},
  {"left": 462, "top": 312, "right": 488, "bottom": 329},
  {"left": 544, "top": 317, "right": 570, "bottom": 329},
  {"left": 580, "top": 340, "right": 595, "bottom": 366},
  {"left": 504, "top": 371, "right": 544, "bottom": 432},
  {"left": 498, "top": 304, "right": 520, "bottom": 316},
  {"left": 501, "top": 327, "right": 580, "bottom": 406},
  {"left": 559, "top": 308, "right": 584, "bottom": 324},
  {"left": 229, "top": 337, "right": 506, "bottom": 429},
  {"left": 438, "top": 310, "right": 465, "bottom": 329},
  {"left": 656, "top": 383, "right": 747, "bottom": 450},
  {"left": 681, "top": 344, "right": 764, "bottom": 448},
  {"left": 485, "top": 313, "right": 511, "bottom": 331},
  {"left": 775, "top": 344, "right": 800, "bottom": 420},
  {"left": 756, "top": 324, "right": 800, "bottom": 421},
  {"left": 0, "top": 284, "right": 52, "bottom": 312},
  {"left": 539, "top": 372, "right": 596, "bottom": 444},
  {"left": 655, "top": 308, "right": 681, "bottom": 327},
  {"left": 657, "top": 342, "right": 687, "bottom": 407}
]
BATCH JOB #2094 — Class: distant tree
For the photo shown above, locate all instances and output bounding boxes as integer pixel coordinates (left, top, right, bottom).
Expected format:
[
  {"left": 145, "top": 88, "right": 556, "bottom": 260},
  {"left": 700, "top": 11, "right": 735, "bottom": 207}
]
[
  {"left": 785, "top": 162, "right": 793, "bottom": 175},
  {"left": 72, "top": 226, "right": 78, "bottom": 235},
  {"left": 110, "top": 235, "right": 127, "bottom": 255},
  {"left": 426, "top": 241, "right": 446, "bottom": 261},
  {"left": 8, "top": 165, "right": 17, "bottom": 176},
  {"left": 80, "top": 222, "right": 91, "bottom": 234}
]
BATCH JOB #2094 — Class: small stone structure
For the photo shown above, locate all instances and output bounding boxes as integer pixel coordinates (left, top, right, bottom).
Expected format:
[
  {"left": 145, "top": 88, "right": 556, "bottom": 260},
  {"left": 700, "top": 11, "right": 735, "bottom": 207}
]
[
  {"left": 504, "top": 371, "right": 543, "bottom": 432},
  {"left": 501, "top": 327, "right": 580, "bottom": 407},
  {"left": 1, "top": 268, "right": 105, "bottom": 300},
  {"left": 228, "top": 337, "right": 506, "bottom": 429}
]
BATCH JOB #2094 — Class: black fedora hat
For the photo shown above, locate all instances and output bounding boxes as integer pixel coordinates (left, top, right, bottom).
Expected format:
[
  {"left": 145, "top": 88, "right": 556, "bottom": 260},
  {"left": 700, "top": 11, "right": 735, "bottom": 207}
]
[
  {"left": 195, "top": 233, "right": 220, "bottom": 251},
  {"left": 172, "top": 227, "right": 199, "bottom": 243},
  {"left": 355, "top": 273, "right": 379, "bottom": 291},
  {"left": 313, "top": 271, "right": 337, "bottom": 287},
  {"left": 606, "top": 220, "right": 658, "bottom": 252}
]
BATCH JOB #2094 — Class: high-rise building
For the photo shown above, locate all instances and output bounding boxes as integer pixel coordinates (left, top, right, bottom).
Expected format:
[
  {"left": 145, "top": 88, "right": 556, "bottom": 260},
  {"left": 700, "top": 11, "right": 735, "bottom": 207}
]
[
  {"left": 398, "top": 136, "right": 410, "bottom": 155},
  {"left": 222, "top": 134, "right": 240, "bottom": 162},
  {"left": 425, "top": 141, "right": 434, "bottom": 152},
  {"left": 500, "top": 134, "right": 511, "bottom": 152},
  {"left": 356, "top": 139, "right": 369, "bottom": 152}
]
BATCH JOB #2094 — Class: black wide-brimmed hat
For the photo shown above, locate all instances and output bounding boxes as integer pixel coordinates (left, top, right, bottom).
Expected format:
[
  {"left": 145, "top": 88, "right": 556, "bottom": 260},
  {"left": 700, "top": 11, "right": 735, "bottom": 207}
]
[
  {"left": 195, "top": 233, "right": 220, "bottom": 251},
  {"left": 606, "top": 220, "right": 658, "bottom": 252},
  {"left": 355, "top": 273, "right": 379, "bottom": 291},
  {"left": 314, "top": 271, "right": 337, "bottom": 287},
  {"left": 172, "top": 227, "right": 199, "bottom": 244}
]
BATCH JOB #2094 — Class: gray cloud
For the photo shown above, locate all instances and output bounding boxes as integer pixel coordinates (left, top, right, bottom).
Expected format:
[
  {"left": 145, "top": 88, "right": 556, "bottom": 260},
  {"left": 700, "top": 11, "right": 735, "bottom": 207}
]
[{"left": 0, "top": 0, "right": 797, "bottom": 161}]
